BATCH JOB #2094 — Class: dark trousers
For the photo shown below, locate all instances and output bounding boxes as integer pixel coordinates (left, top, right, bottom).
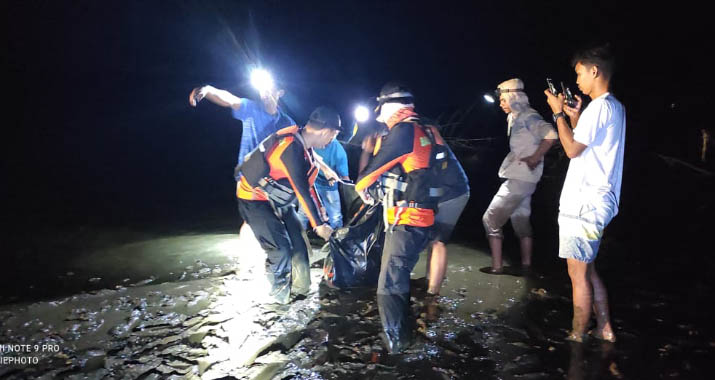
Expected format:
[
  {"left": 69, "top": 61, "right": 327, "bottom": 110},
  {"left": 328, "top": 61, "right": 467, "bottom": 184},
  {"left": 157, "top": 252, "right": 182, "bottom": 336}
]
[
  {"left": 377, "top": 224, "right": 433, "bottom": 353},
  {"left": 238, "top": 199, "right": 311, "bottom": 304}
]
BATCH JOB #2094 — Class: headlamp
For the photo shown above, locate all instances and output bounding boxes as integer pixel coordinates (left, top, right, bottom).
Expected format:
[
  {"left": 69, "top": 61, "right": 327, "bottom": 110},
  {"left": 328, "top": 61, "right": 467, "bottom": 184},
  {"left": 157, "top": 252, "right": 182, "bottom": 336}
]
[
  {"left": 249, "top": 69, "right": 274, "bottom": 93},
  {"left": 493, "top": 88, "right": 524, "bottom": 99},
  {"left": 375, "top": 91, "right": 414, "bottom": 105},
  {"left": 354, "top": 105, "right": 370, "bottom": 123},
  {"left": 374, "top": 90, "right": 414, "bottom": 112}
]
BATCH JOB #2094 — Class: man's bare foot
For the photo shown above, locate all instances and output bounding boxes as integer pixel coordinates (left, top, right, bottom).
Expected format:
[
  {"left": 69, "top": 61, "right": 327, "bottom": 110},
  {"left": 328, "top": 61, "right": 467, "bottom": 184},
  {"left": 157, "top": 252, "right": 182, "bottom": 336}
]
[
  {"left": 481, "top": 266, "right": 503, "bottom": 274},
  {"left": 423, "top": 294, "right": 440, "bottom": 322},
  {"left": 589, "top": 328, "right": 616, "bottom": 343},
  {"left": 566, "top": 331, "right": 587, "bottom": 343}
]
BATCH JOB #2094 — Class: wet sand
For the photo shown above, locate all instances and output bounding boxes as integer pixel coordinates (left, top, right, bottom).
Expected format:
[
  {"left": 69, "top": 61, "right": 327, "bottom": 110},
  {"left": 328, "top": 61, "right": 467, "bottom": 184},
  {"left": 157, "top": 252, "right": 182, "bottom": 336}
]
[
  {"left": 2, "top": 153, "right": 714, "bottom": 379},
  {"left": 1, "top": 226, "right": 327, "bottom": 379},
  {"left": 2, "top": 226, "right": 713, "bottom": 379}
]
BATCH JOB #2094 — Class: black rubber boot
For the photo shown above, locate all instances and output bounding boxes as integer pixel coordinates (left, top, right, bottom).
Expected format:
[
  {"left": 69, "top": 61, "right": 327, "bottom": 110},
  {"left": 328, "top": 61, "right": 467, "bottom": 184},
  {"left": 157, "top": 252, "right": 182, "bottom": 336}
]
[{"left": 378, "top": 293, "right": 413, "bottom": 354}]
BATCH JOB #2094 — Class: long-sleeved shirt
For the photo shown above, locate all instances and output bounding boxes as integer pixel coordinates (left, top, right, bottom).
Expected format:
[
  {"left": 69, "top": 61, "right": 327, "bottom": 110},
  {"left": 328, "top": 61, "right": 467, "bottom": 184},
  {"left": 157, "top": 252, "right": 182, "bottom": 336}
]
[{"left": 498, "top": 108, "right": 558, "bottom": 183}]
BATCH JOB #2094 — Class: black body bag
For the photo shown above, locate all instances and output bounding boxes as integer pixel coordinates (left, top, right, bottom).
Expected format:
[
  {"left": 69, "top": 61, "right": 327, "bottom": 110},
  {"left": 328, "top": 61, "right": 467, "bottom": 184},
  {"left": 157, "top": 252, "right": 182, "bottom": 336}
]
[{"left": 323, "top": 202, "right": 385, "bottom": 289}]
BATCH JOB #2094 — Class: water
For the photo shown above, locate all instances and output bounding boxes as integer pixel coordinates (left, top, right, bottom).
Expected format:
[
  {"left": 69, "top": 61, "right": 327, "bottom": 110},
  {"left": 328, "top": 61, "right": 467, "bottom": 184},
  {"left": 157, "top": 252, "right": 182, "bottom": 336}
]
[{"left": 1, "top": 151, "right": 714, "bottom": 379}]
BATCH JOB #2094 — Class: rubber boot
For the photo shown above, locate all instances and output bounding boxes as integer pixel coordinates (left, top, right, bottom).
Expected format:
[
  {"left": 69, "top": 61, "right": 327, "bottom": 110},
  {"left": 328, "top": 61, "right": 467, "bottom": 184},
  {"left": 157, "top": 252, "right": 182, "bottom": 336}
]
[{"left": 377, "top": 292, "right": 413, "bottom": 353}]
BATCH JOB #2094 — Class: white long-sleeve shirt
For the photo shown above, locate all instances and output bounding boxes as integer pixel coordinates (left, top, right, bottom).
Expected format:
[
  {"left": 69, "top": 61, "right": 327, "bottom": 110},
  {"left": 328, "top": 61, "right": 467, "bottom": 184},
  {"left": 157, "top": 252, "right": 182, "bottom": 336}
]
[{"left": 498, "top": 108, "right": 558, "bottom": 183}]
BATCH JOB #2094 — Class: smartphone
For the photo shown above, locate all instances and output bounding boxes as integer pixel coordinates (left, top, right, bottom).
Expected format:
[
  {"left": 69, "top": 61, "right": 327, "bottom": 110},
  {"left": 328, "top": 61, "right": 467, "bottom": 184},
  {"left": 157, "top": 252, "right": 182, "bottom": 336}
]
[
  {"left": 546, "top": 78, "right": 558, "bottom": 95},
  {"left": 561, "top": 81, "right": 577, "bottom": 108}
]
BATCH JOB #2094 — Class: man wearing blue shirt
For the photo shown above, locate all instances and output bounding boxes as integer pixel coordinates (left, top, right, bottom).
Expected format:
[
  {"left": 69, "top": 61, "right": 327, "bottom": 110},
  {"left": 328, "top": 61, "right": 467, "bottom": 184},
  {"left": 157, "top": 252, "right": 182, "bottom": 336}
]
[
  {"left": 298, "top": 138, "right": 350, "bottom": 229},
  {"left": 189, "top": 84, "right": 295, "bottom": 172}
]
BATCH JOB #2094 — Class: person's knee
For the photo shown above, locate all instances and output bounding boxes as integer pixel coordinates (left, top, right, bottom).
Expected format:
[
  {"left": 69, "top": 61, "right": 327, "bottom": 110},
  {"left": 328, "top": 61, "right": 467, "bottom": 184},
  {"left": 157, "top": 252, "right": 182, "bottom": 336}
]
[
  {"left": 587, "top": 263, "right": 603, "bottom": 282},
  {"left": 482, "top": 211, "right": 502, "bottom": 238},
  {"left": 511, "top": 215, "right": 532, "bottom": 238},
  {"left": 481, "top": 211, "right": 490, "bottom": 228},
  {"left": 378, "top": 269, "right": 411, "bottom": 295},
  {"left": 430, "top": 242, "right": 447, "bottom": 262},
  {"left": 266, "top": 246, "right": 291, "bottom": 264},
  {"left": 330, "top": 213, "right": 343, "bottom": 229},
  {"left": 567, "top": 259, "right": 589, "bottom": 282}
]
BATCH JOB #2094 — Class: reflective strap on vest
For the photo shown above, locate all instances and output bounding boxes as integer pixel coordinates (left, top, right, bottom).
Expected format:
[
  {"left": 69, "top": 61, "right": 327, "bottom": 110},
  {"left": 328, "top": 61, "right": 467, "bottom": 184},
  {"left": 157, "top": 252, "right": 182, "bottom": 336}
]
[
  {"left": 380, "top": 175, "right": 407, "bottom": 192},
  {"left": 386, "top": 206, "right": 435, "bottom": 227},
  {"left": 394, "top": 200, "right": 434, "bottom": 209},
  {"left": 430, "top": 187, "right": 444, "bottom": 197},
  {"left": 379, "top": 175, "right": 443, "bottom": 197},
  {"left": 257, "top": 177, "right": 295, "bottom": 204}
]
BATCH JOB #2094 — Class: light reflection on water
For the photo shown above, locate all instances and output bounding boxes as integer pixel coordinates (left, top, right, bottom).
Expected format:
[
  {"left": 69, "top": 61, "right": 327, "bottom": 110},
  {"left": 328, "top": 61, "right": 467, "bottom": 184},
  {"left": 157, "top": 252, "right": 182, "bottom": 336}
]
[{"left": 413, "top": 244, "right": 528, "bottom": 318}]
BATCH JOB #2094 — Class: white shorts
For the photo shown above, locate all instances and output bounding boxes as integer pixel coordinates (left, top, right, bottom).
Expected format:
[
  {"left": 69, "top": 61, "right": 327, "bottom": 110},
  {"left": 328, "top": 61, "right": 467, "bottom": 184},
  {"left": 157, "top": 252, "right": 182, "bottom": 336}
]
[
  {"left": 558, "top": 194, "right": 618, "bottom": 263},
  {"left": 482, "top": 178, "right": 537, "bottom": 239}
]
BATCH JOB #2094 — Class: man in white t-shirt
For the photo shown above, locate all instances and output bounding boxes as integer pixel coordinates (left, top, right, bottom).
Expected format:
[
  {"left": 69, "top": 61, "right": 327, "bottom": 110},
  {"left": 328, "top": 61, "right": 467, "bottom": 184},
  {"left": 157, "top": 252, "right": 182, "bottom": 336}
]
[{"left": 545, "top": 44, "right": 625, "bottom": 343}]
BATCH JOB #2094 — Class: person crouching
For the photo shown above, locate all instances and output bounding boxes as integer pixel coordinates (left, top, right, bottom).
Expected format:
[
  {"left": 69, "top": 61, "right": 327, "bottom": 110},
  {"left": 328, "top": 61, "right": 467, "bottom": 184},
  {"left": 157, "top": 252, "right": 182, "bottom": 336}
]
[{"left": 237, "top": 106, "right": 341, "bottom": 304}]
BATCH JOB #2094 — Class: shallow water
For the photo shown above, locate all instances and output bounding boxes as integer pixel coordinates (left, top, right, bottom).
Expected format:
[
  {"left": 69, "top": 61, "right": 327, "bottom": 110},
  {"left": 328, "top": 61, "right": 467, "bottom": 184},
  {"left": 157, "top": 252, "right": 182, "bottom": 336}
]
[
  {"left": 0, "top": 225, "right": 327, "bottom": 379},
  {"left": 2, "top": 227, "right": 712, "bottom": 379},
  {"left": 2, "top": 154, "right": 715, "bottom": 379}
]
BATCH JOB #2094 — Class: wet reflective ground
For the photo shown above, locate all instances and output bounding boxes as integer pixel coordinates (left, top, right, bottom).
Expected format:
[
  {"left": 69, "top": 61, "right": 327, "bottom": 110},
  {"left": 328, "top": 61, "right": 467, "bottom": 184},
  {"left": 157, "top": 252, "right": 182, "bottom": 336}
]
[
  {"left": 0, "top": 225, "right": 329, "bottom": 379},
  {"left": 1, "top": 153, "right": 714, "bottom": 379},
  {"left": 1, "top": 228, "right": 713, "bottom": 379},
  {"left": 277, "top": 242, "right": 715, "bottom": 380}
]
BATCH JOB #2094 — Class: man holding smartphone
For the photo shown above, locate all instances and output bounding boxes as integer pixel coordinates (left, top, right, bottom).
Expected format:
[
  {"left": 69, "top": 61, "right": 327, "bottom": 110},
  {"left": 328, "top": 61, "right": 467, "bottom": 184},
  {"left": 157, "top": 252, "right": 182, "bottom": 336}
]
[{"left": 544, "top": 44, "right": 625, "bottom": 343}]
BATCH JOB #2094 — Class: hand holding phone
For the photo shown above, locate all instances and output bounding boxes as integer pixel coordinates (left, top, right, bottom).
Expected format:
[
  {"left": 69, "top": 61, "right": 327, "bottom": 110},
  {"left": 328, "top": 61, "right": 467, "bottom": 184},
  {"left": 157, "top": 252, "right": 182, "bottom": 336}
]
[
  {"left": 546, "top": 78, "right": 558, "bottom": 95},
  {"left": 561, "top": 81, "right": 577, "bottom": 108}
]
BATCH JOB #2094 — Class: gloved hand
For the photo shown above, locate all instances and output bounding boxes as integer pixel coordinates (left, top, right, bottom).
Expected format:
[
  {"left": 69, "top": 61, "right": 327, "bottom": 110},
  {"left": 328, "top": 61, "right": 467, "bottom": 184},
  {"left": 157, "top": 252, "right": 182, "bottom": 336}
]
[{"left": 314, "top": 224, "right": 334, "bottom": 241}]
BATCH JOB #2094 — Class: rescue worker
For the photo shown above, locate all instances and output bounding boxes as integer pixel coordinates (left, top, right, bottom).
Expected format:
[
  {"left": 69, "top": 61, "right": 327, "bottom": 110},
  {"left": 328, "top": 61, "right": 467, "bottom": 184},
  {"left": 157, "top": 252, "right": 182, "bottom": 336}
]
[
  {"left": 237, "top": 106, "right": 341, "bottom": 304},
  {"left": 355, "top": 82, "right": 446, "bottom": 353},
  {"left": 188, "top": 80, "right": 297, "bottom": 256}
]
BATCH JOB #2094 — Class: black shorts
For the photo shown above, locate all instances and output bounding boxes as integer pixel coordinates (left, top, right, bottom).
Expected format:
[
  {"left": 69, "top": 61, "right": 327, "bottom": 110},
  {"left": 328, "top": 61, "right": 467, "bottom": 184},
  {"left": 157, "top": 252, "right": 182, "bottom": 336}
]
[{"left": 433, "top": 192, "right": 470, "bottom": 243}]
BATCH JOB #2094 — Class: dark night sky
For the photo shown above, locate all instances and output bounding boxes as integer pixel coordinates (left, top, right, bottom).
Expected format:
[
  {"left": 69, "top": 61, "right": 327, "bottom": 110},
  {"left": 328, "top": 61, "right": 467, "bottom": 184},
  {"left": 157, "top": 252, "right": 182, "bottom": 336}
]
[{"left": 3, "top": 0, "right": 709, "bottom": 229}]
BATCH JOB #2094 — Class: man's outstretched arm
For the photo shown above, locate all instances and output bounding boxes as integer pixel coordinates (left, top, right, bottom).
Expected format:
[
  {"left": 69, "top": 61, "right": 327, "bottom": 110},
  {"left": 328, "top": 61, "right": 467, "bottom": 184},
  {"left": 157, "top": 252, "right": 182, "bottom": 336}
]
[{"left": 189, "top": 85, "right": 242, "bottom": 110}]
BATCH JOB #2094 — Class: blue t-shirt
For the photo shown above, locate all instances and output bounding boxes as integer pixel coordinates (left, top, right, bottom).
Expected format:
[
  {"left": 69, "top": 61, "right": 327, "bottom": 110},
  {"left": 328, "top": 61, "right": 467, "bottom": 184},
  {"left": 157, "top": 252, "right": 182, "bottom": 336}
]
[
  {"left": 313, "top": 139, "right": 349, "bottom": 190},
  {"left": 232, "top": 98, "right": 295, "bottom": 179}
]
